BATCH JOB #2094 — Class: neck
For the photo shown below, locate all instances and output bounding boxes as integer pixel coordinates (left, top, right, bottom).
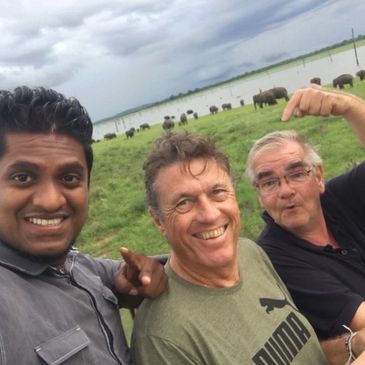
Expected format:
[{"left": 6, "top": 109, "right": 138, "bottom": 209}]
[
  {"left": 291, "top": 216, "right": 338, "bottom": 248},
  {"left": 170, "top": 255, "right": 240, "bottom": 288}
]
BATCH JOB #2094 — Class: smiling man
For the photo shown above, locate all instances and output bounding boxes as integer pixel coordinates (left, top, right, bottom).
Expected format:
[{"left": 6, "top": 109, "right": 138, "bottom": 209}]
[
  {"left": 246, "top": 87, "right": 365, "bottom": 364},
  {"left": 0, "top": 86, "right": 166, "bottom": 365},
  {"left": 131, "top": 132, "right": 327, "bottom": 364}
]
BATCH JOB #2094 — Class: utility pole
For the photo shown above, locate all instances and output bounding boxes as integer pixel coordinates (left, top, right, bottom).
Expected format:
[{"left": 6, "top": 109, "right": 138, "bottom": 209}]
[{"left": 352, "top": 28, "right": 360, "bottom": 66}]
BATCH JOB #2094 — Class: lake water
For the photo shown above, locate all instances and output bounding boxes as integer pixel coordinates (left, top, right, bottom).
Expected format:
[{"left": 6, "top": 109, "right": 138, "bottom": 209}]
[{"left": 93, "top": 45, "right": 365, "bottom": 140}]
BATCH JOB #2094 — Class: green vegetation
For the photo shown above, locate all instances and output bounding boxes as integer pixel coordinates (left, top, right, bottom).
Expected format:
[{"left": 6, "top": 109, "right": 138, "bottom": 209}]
[
  {"left": 77, "top": 81, "right": 365, "bottom": 259},
  {"left": 80, "top": 81, "right": 365, "bottom": 341}
]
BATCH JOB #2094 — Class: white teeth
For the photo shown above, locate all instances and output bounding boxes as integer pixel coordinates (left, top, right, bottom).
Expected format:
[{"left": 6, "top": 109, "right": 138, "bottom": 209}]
[
  {"left": 196, "top": 226, "right": 225, "bottom": 240},
  {"left": 27, "top": 218, "right": 63, "bottom": 226}
]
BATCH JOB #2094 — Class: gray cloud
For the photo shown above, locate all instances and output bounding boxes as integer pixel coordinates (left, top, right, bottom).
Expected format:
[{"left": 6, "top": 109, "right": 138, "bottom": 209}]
[{"left": 0, "top": 0, "right": 364, "bottom": 120}]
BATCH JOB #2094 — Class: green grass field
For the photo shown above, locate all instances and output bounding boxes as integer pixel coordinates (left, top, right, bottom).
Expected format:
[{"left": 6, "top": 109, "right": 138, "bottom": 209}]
[
  {"left": 77, "top": 81, "right": 365, "bottom": 259},
  {"left": 77, "top": 80, "right": 365, "bottom": 341}
]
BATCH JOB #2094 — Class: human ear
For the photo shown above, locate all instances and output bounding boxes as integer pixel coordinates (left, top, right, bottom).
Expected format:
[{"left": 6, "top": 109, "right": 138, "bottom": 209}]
[
  {"left": 315, "top": 165, "right": 325, "bottom": 193},
  {"left": 149, "top": 208, "right": 166, "bottom": 236}
]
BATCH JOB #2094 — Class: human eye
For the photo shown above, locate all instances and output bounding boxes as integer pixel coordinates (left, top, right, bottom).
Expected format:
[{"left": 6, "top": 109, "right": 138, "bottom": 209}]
[
  {"left": 212, "top": 187, "right": 229, "bottom": 201},
  {"left": 11, "top": 173, "right": 33, "bottom": 184},
  {"left": 61, "top": 173, "right": 82, "bottom": 186},
  {"left": 175, "top": 198, "right": 193, "bottom": 213},
  {"left": 259, "top": 178, "right": 278, "bottom": 191},
  {"left": 288, "top": 170, "right": 307, "bottom": 181}
]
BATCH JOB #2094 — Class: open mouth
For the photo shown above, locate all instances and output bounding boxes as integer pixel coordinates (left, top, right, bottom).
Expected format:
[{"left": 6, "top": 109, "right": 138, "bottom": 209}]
[
  {"left": 26, "top": 217, "right": 63, "bottom": 226},
  {"left": 194, "top": 225, "right": 227, "bottom": 240}
]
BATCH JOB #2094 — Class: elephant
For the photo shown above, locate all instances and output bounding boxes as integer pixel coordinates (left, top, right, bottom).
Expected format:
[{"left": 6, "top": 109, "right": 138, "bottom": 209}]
[
  {"left": 162, "top": 119, "right": 175, "bottom": 131},
  {"left": 193, "top": 112, "right": 199, "bottom": 119},
  {"left": 356, "top": 70, "right": 365, "bottom": 81},
  {"left": 332, "top": 74, "right": 353, "bottom": 89},
  {"left": 221, "top": 103, "right": 232, "bottom": 111},
  {"left": 209, "top": 105, "right": 219, "bottom": 114},
  {"left": 253, "top": 91, "right": 277, "bottom": 109},
  {"left": 125, "top": 129, "right": 135, "bottom": 139},
  {"left": 268, "top": 87, "right": 289, "bottom": 101},
  {"left": 139, "top": 123, "right": 150, "bottom": 130},
  {"left": 310, "top": 77, "right": 321, "bottom": 85},
  {"left": 104, "top": 132, "right": 117, "bottom": 140},
  {"left": 179, "top": 113, "right": 188, "bottom": 125},
  {"left": 240, "top": 99, "right": 245, "bottom": 106}
]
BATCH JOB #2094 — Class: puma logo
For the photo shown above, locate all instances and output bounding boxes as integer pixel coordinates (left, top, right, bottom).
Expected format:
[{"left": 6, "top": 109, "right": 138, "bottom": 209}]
[
  {"left": 260, "top": 286, "right": 297, "bottom": 314},
  {"left": 259, "top": 297, "right": 291, "bottom": 313}
]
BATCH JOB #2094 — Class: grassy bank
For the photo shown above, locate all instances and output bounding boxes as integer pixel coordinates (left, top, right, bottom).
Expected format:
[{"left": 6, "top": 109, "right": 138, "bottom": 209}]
[{"left": 77, "top": 81, "right": 365, "bottom": 258}]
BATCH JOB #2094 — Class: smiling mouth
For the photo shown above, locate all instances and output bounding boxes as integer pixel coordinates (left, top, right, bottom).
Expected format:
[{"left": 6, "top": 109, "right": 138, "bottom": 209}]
[
  {"left": 26, "top": 218, "right": 63, "bottom": 226},
  {"left": 195, "top": 225, "right": 227, "bottom": 240}
]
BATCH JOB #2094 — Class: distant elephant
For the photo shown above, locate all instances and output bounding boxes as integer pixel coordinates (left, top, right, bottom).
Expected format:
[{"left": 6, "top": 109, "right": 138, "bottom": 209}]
[
  {"left": 240, "top": 99, "right": 245, "bottom": 106},
  {"left": 179, "top": 113, "right": 188, "bottom": 125},
  {"left": 268, "top": 87, "right": 289, "bottom": 101},
  {"left": 332, "top": 74, "right": 353, "bottom": 89},
  {"left": 125, "top": 129, "right": 135, "bottom": 139},
  {"left": 310, "top": 77, "right": 321, "bottom": 85},
  {"left": 162, "top": 119, "right": 175, "bottom": 131},
  {"left": 209, "top": 105, "right": 219, "bottom": 114},
  {"left": 221, "top": 103, "right": 232, "bottom": 111},
  {"left": 253, "top": 91, "right": 277, "bottom": 109},
  {"left": 193, "top": 112, "right": 199, "bottom": 119},
  {"left": 356, "top": 70, "right": 365, "bottom": 81},
  {"left": 139, "top": 123, "right": 150, "bottom": 130},
  {"left": 104, "top": 132, "right": 117, "bottom": 140}
]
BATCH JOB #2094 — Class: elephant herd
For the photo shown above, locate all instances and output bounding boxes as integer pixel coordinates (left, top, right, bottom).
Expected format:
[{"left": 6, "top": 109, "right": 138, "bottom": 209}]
[
  {"left": 253, "top": 87, "right": 289, "bottom": 110},
  {"left": 252, "top": 70, "right": 365, "bottom": 110},
  {"left": 105, "top": 69, "right": 365, "bottom": 141}
]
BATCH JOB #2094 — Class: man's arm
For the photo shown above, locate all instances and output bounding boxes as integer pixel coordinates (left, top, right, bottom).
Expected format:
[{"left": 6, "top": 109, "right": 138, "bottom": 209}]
[
  {"left": 281, "top": 86, "right": 365, "bottom": 147},
  {"left": 113, "top": 247, "right": 168, "bottom": 308},
  {"left": 320, "top": 305, "right": 365, "bottom": 365}
]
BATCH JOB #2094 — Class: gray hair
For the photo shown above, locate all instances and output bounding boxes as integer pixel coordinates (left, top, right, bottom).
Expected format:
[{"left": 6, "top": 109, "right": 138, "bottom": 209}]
[{"left": 245, "top": 130, "right": 322, "bottom": 183}]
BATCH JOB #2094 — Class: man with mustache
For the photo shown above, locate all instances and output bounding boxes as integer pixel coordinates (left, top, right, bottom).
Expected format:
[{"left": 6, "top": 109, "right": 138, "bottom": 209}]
[
  {"left": 246, "top": 86, "right": 365, "bottom": 364},
  {"left": 0, "top": 86, "right": 166, "bottom": 364},
  {"left": 131, "top": 131, "right": 327, "bottom": 364}
]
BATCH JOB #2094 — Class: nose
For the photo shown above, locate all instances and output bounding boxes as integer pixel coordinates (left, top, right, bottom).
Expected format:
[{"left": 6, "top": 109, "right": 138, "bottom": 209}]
[
  {"left": 196, "top": 196, "right": 221, "bottom": 222},
  {"left": 277, "top": 178, "right": 295, "bottom": 198},
  {"left": 32, "top": 180, "right": 66, "bottom": 211}
]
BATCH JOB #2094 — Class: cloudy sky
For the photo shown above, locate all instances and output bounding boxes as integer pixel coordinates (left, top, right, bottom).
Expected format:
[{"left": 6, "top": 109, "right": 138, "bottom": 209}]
[{"left": 1, "top": 0, "right": 364, "bottom": 122}]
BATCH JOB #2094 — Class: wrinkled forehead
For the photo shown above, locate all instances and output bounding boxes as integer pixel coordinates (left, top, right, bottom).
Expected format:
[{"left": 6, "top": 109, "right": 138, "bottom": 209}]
[{"left": 252, "top": 141, "right": 306, "bottom": 173}]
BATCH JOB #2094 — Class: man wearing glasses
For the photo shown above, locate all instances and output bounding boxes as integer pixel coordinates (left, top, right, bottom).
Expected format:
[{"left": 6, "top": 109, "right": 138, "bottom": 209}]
[{"left": 246, "top": 86, "right": 365, "bottom": 364}]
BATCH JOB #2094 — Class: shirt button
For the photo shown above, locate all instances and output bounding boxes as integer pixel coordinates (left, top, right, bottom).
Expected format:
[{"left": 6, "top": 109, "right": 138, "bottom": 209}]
[{"left": 341, "top": 249, "right": 348, "bottom": 255}]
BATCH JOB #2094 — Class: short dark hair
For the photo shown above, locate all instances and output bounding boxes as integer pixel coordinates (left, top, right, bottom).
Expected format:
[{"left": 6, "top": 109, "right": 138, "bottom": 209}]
[
  {"left": 0, "top": 86, "right": 93, "bottom": 179},
  {"left": 143, "top": 131, "right": 231, "bottom": 213}
]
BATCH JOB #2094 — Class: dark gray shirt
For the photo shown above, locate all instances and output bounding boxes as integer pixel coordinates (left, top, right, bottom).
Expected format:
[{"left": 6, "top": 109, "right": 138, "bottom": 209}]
[{"left": 0, "top": 242, "right": 131, "bottom": 364}]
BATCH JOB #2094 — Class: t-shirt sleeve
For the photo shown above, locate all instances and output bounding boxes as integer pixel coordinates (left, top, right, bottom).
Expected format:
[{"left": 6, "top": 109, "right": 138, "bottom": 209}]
[{"left": 265, "top": 247, "right": 363, "bottom": 339}]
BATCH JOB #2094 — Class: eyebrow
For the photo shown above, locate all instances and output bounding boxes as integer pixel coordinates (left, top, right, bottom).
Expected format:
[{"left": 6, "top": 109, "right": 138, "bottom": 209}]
[
  {"left": 256, "top": 160, "right": 306, "bottom": 181},
  {"left": 7, "top": 161, "right": 86, "bottom": 173}
]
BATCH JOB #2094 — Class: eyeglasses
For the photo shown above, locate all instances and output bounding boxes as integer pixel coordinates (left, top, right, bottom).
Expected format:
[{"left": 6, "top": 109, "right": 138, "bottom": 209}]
[{"left": 254, "top": 167, "right": 314, "bottom": 195}]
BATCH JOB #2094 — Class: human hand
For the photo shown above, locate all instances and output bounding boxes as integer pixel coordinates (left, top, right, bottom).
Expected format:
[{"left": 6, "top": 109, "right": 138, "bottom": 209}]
[
  {"left": 114, "top": 247, "right": 167, "bottom": 299},
  {"left": 281, "top": 86, "right": 353, "bottom": 121}
]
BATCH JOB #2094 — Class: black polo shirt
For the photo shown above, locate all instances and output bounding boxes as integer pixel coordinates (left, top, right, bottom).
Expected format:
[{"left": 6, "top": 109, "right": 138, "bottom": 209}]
[{"left": 258, "top": 162, "right": 365, "bottom": 339}]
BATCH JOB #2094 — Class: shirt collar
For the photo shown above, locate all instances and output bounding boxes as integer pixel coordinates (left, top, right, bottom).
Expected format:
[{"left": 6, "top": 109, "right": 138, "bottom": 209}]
[{"left": 0, "top": 241, "right": 49, "bottom": 276}]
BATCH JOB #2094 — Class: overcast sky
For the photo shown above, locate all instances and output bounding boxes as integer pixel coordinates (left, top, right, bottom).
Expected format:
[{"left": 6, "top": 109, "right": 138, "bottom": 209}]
[{"left": 1, "top": 0, "right": 364, "bottom": 122}]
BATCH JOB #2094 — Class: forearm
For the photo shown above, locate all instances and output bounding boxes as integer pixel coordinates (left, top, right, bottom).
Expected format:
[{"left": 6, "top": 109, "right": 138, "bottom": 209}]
[
  {"left": 341, "top": 92, "right": 365, "bottom": 147},
  {"left": 320, "top": 335, "right": 349, "bottom": 365},
  {"left": 321, "top": 328, "right": 365, "bottom": 365}
]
